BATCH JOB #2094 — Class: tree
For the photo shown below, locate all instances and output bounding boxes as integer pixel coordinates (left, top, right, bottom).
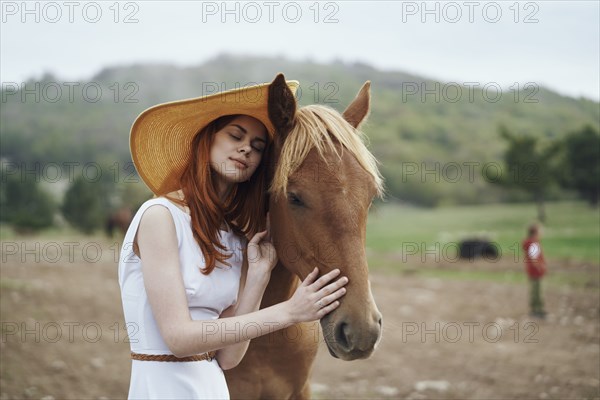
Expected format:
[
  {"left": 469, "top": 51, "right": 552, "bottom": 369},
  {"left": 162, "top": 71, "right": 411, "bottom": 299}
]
[
  {"left": 0, "top": 171, "right": 56, "bottom": 232},
  {"left": 558, "top": 125, "right": 600, "bottom": 206},
  {"left": 61, "top": 176, "right": 108, "bottom": 234},
  {"left": 485, "top": 126, "right": 559, "bottom": 222}
]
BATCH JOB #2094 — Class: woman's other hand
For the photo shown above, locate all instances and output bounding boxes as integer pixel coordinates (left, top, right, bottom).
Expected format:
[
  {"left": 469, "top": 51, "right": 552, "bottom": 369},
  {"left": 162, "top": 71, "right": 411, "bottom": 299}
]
[{"left": 247, "top": 212, "right": 278, "bottom": 279}]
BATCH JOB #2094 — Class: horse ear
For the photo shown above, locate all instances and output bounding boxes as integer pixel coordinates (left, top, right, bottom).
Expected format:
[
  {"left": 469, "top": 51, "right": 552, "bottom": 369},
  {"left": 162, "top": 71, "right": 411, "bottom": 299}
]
[
  {"left": 268, "top": 73, "right": 296, "bottom": 146},
  {"left": 342, "top": 81, "right": 371, "bottom": 129}
]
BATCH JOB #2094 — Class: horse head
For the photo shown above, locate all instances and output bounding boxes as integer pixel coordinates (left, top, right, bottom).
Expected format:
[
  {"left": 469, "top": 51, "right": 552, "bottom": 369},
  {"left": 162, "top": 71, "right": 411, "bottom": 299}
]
[{"left": 267, "top": 74, "right": 384, "bottom": 361}]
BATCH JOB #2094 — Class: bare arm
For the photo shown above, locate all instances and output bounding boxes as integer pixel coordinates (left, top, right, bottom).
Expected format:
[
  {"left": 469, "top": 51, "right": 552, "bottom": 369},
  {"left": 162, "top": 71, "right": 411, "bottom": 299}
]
[
  {"left": 215, "top": 267, "right": 270, "bottom": 369},
  {"left": 137, "top": 205, "right": 347, "bottom": 359},
  {"left": 216, "top": 217, "right": 279, "bottom": 369}
]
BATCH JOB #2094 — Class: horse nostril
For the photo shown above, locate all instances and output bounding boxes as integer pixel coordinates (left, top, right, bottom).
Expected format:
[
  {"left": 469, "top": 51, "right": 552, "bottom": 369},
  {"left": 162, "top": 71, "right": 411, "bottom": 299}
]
[
  {"left": 335, "top": 322, "right": 352, "bottom": 351},
  {"left": 378, "top": 317, "right": 383, "bottom": 327}
]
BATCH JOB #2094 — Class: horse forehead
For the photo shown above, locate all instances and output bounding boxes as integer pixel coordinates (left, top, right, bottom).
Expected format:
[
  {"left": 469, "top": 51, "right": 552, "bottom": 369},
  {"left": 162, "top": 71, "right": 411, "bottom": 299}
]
[
  {"left": 290, "top": 149, "right": 376, "bottom": 209},
  {"left": 298, "top": 148, "right": 374, "bottom": 192}
]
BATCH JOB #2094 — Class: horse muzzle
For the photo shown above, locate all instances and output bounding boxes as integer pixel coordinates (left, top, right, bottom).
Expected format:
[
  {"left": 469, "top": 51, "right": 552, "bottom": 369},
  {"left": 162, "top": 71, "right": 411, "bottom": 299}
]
[{"left": 320, "top": 309, "right": 383, "bottom": 361}]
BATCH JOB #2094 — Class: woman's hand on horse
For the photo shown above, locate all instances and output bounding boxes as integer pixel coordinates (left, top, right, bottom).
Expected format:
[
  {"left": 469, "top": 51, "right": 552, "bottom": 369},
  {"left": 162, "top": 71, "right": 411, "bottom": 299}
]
[
  {"left": 247, "top": 213, "right": 278, "bottom": 279},
  {"left": 285, "top": 268, "right": 348, "bottom": 323}
]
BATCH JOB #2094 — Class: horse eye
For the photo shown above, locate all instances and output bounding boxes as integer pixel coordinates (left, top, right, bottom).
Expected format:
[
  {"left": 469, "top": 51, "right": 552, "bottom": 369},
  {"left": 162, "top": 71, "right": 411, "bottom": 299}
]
[{"left": 287, "top": 193, "right": 304, "bottom": 207}]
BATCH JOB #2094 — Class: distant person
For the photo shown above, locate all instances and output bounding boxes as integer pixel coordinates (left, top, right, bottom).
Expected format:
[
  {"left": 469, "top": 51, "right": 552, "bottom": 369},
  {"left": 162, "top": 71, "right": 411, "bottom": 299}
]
[{"left": 522, "top": 224, "right": 547, "bottom": 318}]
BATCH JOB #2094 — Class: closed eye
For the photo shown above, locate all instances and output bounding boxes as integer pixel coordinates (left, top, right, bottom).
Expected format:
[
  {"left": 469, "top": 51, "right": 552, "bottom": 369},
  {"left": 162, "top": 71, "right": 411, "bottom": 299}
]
[
  {"left": 288, "top": 192, "right": 304, "bottom": 207},
  {"left": 230, "top": 134, "right": 264, "bottom": 152}
]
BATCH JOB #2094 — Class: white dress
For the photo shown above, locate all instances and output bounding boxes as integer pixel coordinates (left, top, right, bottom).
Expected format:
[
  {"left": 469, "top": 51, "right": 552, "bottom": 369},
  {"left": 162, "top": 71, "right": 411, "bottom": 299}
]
[{"left": 118, "top": 197, "right": 245, "bottom": 400}]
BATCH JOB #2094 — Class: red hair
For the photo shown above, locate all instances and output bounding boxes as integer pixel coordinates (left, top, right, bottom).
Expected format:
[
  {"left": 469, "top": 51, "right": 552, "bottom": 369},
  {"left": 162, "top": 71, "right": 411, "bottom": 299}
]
[{"left": 168, "top": 115, "right": 271, "bottom": 274}]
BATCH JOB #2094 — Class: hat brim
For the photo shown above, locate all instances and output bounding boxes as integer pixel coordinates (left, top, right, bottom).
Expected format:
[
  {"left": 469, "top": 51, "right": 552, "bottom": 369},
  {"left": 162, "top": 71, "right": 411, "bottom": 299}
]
[{"left": 130, "top": 80, "right": 299, "bottom": 195}]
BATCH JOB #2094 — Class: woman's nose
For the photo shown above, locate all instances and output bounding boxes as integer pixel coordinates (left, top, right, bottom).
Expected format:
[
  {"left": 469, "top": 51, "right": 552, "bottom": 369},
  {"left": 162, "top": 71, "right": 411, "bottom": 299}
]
[{"left": 239, "top": 142, "right": 252, "bottom": 154}]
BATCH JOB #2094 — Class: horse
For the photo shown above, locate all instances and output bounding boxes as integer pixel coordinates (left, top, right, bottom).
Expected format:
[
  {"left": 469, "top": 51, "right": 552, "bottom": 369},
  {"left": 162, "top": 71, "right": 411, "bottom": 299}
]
[
  {"left": 105, "top": 207, "right": 133, "bottom": 237},
  {"left": 224, "top": 74, "right": 385, "bottom": 399}
]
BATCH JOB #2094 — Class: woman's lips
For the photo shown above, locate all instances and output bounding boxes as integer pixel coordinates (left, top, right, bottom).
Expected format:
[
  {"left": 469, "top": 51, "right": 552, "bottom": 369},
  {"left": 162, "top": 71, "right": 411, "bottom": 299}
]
[{"left": 230, "top": 158, "right": 248, "bottom": 169}]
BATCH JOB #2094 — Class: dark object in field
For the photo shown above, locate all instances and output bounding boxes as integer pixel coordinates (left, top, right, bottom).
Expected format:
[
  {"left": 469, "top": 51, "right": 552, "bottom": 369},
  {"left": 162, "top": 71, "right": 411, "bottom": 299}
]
[
  {"left": 105, "top": 207, "right": 133, "bottom": 237},
  {"left": 458, "top": 239, "right": 499, "bottom": 260}
]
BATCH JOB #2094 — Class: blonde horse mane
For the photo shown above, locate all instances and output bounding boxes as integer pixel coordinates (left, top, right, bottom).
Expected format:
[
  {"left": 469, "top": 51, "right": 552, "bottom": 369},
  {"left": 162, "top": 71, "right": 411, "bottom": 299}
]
[{"left": 269, "top": 104, "right": 385, "bottom": 199}]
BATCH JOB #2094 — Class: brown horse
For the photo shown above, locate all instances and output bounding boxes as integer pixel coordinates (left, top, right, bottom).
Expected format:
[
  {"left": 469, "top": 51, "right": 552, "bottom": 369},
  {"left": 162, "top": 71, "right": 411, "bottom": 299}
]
[
  {"left": 105, "top": 207, "right": 133, "bottom": 237},
  {"left": 225, "top": 74, "right": 385, "bottom": 399}
]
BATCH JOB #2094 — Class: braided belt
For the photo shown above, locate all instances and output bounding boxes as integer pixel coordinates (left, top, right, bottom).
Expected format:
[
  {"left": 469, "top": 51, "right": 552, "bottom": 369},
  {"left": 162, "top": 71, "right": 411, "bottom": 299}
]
[{"left": 131, "top": 351, "right": 216, "bottom": 362}]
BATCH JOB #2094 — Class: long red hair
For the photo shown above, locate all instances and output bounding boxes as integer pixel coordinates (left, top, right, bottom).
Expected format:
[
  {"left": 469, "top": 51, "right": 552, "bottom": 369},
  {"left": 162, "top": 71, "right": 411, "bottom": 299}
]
[{"left": 168, "top": 115, "right": 271, "bottom": 274}]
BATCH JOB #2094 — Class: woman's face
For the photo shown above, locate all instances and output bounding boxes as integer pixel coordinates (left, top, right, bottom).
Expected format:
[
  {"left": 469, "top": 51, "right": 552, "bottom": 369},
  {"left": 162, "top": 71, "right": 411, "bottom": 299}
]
[{"left": 209, "top": 115, "right": 268, "bottom": 184}]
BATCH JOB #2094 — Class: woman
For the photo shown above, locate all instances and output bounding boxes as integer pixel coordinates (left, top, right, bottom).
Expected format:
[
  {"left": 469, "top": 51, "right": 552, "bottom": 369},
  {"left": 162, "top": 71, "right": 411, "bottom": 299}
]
[{"left": 118, "top": 77, "right": 348, "bottom": 399}]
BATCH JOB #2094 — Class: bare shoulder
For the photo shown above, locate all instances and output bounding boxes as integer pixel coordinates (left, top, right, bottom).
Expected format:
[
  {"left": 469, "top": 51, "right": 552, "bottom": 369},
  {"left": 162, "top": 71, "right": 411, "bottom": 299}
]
[
  {"left": 134, "top": 204, "right": 177, "bottom": 257},
  {"left": 139, "top": 204, "right": 175, "bottom": 229}
]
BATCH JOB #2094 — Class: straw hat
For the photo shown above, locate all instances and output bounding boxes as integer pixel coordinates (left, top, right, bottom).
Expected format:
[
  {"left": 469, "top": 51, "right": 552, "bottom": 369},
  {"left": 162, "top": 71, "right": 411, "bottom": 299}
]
[{"left": 130, "top": 77, "right": 300, "bottom": 195}]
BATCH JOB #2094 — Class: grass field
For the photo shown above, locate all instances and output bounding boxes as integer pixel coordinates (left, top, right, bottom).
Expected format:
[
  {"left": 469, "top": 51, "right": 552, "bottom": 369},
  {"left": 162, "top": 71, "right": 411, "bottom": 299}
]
[
  {"left": 367, "top": 201, "right": 600, "bottom": 264},
  {"left": 2, "top": 200, "right": 598, "bottom": 283}
]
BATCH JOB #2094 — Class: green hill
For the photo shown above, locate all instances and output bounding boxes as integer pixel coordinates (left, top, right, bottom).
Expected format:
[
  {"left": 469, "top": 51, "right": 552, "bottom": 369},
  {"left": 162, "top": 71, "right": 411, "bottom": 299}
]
[{"left": 2, "top": 54, "right": 598, "bottom": 205}]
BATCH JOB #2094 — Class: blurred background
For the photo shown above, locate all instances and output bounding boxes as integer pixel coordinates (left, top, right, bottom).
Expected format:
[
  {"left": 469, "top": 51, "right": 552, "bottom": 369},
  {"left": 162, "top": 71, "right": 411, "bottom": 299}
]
[{"left": 1, "top": 1, "right": 599, "bottom": 399}]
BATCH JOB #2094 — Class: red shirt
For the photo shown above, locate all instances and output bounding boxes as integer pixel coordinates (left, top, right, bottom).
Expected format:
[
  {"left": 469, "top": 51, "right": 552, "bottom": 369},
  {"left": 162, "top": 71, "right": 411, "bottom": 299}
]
[{"left": 522, "top": 238, "right": 546, "bottom": 279}]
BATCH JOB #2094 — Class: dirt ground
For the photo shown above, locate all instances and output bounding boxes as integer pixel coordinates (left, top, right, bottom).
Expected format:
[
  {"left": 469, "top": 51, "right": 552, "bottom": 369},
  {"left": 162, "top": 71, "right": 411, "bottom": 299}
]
[{"left": 1, "top": 237, "right": 599, "bottom": 400}]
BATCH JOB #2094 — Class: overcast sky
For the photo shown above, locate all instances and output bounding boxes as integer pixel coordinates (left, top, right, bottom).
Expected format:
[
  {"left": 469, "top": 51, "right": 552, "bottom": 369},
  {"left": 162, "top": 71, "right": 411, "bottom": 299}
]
[{"left": 1, "top": 1, "right": 599, "bottom": 100}]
